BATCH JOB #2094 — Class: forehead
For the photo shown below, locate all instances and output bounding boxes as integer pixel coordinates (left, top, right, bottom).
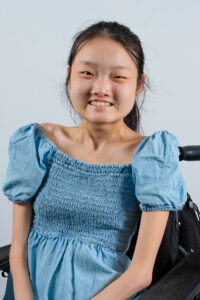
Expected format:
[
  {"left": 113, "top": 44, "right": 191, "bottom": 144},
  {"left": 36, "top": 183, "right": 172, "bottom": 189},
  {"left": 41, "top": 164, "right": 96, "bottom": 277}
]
[
  {"left": 78, "top": 60, "right": 131, "bottom": 72},
  {"left": 72, "top": 37, "right": 137, "bottom": 72}
]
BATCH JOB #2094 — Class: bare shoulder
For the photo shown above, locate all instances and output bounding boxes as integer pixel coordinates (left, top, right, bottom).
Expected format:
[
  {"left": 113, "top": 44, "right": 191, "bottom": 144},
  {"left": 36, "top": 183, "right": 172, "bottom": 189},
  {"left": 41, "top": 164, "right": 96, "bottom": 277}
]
[
  {"left": 39, "top": 122, "right": 70, "bottom": 132},
  {"left": 38, "top": 122, "right": 72, "bottom": 145},
  {"left": 127, "top": 132, "right": 148, "bottom": 149},
  {"left": 38, "top": 123, "right": 55, "bottom": 140},
  {"left": 39, "top": 122, "right": 56, "bottom": 132},
  {"left": 126, "top": 133, "right": 148, "bottom": 159}
]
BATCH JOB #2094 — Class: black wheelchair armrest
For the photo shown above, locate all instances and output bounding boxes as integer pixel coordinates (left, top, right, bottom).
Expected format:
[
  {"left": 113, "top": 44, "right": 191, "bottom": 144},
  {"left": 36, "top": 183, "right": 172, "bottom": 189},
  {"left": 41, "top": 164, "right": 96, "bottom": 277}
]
[
  {"left": 0, "top": 244, "right": 11, "bottom": 277},
  {"left": 139, "top": 251, "right": 200, "bottom": 300}
]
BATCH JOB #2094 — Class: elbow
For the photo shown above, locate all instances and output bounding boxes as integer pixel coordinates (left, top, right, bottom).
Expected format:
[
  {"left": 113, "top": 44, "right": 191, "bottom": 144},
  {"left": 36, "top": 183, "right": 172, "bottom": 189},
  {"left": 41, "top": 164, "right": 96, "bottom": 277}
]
[
  {"left": 136, "top": 272, "right": 152, "bottom": 290},
  {"left": 127, "top": 267, "right": 152, "bottom": 291},
  {"left": 142, "top": 274, "right": 152, "bottom": 288},
  {"left": 128, "top": 273, "right": 152, "bottom": 298}
]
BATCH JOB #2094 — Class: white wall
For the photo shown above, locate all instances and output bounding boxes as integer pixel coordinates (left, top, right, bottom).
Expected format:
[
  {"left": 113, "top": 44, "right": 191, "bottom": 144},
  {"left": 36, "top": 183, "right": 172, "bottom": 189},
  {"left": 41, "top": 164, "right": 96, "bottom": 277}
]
[{"left": 1, "top": 0, "right": 200, "bottom": 297}]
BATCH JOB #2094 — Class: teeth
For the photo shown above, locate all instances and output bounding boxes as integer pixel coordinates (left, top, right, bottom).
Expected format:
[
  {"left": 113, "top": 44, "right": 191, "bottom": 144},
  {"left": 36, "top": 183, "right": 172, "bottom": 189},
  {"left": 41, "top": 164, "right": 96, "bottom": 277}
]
[{"left": 90, "top": 101, "right": 112, "bottom": 106}]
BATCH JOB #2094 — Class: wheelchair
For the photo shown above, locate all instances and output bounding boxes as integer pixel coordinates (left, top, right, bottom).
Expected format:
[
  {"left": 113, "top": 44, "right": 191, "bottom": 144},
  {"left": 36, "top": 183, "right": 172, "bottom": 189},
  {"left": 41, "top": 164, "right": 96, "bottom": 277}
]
[{"left": 1, "top": 143, "right": 200, "bottom": 300}]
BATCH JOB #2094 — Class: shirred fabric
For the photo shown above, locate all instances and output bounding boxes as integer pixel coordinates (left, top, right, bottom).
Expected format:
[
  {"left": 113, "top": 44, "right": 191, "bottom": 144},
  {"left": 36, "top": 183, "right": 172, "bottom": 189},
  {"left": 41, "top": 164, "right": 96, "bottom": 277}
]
[
  {"left": 131, "top": 130, "right": 187, "bottom": 212},
  {"left": 2, "top": 123, "right": 187, "bottom": 300}
]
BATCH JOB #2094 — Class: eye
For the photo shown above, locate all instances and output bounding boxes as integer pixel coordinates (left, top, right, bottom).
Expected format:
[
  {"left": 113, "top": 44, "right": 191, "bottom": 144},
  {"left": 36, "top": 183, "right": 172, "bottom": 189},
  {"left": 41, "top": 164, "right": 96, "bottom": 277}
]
[
  {"left": 114, "top": 76, "right": 127, "bottom": 79},
  {"left": 81, "top": 71, "right": 93, "bottom": 76}
]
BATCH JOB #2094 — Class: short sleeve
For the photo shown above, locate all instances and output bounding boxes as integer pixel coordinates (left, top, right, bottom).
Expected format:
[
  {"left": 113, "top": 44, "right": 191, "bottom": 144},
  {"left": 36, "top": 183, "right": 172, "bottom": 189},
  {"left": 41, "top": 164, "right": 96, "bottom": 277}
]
[
  {"left": 131, "top": 130, "right": 187, "bottom": 212},
  {"left": 2, "top": 123, "right": 51, "bottom": 203}
]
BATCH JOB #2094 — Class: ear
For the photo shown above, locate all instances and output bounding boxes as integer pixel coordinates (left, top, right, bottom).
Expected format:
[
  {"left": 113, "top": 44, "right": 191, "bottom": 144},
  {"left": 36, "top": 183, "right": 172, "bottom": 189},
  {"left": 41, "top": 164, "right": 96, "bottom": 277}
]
[{"left": 136, "top": 74, "right": 146, "bottom": 98}]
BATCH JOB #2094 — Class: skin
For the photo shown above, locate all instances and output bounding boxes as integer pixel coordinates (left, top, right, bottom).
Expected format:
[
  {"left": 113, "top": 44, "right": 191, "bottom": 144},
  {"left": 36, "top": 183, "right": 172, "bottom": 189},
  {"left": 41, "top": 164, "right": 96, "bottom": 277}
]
[{"left": 67, "top": 36, "right": 146, "bottom": 153}]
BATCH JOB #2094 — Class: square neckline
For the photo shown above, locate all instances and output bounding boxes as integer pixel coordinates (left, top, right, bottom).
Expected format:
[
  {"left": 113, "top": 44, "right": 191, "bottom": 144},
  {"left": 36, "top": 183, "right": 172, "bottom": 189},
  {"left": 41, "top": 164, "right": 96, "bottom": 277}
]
[{"left": 34, "top": 122, "right": 150, "bottom": 168}]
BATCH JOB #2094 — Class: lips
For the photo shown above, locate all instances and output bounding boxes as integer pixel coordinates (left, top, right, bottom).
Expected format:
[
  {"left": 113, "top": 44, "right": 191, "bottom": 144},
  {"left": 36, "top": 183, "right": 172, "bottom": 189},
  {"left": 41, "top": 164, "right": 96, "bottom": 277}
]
[{"left": 89, "top": 99, "right": 114, "bottom": 105}]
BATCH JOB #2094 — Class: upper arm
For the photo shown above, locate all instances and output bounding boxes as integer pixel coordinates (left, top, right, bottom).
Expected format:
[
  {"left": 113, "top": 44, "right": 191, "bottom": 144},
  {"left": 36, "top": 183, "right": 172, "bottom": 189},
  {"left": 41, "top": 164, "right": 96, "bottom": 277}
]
[
  {"left": 128, "top": 130, "right": 187, "bottom": 285},
  {"left": 11, "top": 201, "right": 33, "bottom": 250},
  {"left": 129, "top": 210, "right": 170, "bottom": 283}
]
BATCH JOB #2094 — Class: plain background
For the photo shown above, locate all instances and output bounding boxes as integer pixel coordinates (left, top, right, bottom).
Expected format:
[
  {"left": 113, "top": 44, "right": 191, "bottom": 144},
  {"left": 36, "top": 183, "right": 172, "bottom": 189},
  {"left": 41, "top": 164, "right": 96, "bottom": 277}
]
[{"left": 1, "top": 0, "right": 200, "bottom": 296}]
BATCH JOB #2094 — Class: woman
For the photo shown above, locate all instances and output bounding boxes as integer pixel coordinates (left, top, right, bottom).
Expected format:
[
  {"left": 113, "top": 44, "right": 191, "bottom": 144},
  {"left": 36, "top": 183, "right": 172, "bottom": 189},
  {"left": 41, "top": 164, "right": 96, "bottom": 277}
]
[{"left": 2, "top": 20, "right": 187, "bottom": 300}]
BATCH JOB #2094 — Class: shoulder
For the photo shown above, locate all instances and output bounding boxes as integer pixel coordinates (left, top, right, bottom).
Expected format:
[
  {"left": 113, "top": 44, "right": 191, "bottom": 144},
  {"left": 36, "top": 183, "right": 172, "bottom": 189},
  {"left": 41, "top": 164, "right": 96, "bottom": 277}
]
[
  {"left": 39, "top": 122, "right": 56, "bottom": 131},
  {"left": 131, "top": 130, "right": 187, "bottom": 212},
  {"left": 149, "top": 130, "right": 180, "bottom": 156},
  {"left": 6, "top": 123, "right": 43, "bottom": 150},
  {"left": 152, "top": 130, "right": 179, "bottom": 144},
  {"left": 138, "top": 130, "right": 179, "bottom": 153},
  {"left": 38, "top": 122, "right": 55, "bottom": 141},
  {"left": 3, "top": 124, "right": 51, "bottom": 203},
  {"left": 38, "top": 122, "right": 72, "bottom": 147},
  {"left": 7, "top": 122, "right": 55, "bottom": 160},
  {"left": 131, "top": 129, "right": 180, "bottom": 171},
  {"left": 126, "top": 129, "right": 178, "bottom": 150}
]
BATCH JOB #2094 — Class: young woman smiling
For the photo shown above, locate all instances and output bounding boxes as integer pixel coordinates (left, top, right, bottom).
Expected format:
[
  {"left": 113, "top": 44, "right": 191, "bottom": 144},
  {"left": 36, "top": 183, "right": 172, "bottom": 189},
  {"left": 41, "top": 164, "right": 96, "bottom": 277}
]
[{"left": 2, "top": 20, "right": 187, "bottom": 300}]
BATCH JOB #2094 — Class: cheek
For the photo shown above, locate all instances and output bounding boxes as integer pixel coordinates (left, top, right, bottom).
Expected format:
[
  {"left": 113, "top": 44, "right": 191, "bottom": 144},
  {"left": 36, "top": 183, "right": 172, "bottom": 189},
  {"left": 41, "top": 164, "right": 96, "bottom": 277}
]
[
  {"left": 70, "top": 81, "right": 90, "bottom": 108},
  {"left": 116, "top": 83, "right": 133, "bottom": 95},
  {"left": 115, "top": 86, "right": 134, "bottom": 104},
  {"left": 71, "top": 77, "right": 90, "bottom": 95},
  {"left": 115, "top": 88, "right": 135, "bottom": 115}
]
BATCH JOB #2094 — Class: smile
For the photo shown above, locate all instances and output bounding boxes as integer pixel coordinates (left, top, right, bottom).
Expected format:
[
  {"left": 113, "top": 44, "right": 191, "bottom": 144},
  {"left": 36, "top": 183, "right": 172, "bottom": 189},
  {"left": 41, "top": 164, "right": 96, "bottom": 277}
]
[
  {"left": 88, "top": 101, "right": 114, "bottom": 110},
  {"left": 88, "top": 101, "right": 113, "bottom": 107}
]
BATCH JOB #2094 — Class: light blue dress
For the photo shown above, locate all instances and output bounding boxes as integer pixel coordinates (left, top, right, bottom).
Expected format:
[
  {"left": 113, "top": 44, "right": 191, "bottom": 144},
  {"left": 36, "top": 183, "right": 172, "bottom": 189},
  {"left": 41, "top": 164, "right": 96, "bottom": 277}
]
[{"left": 2, "top": 123, "right": 187, "bottom": 300}]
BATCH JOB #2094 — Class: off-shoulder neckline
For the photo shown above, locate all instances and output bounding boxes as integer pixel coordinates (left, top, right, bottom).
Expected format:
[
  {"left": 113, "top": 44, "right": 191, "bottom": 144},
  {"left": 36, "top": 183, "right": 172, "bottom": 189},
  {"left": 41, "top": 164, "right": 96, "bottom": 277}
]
[{"left": 34, "top": 122, "right": 151, "bottom": 169}]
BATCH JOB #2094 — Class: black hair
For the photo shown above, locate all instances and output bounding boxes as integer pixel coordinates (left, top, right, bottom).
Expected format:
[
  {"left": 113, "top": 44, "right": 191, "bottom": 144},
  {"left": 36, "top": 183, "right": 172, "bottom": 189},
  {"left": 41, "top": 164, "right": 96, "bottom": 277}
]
[{"left": 63, "top": 20, "right": 152, "bottom": 134}]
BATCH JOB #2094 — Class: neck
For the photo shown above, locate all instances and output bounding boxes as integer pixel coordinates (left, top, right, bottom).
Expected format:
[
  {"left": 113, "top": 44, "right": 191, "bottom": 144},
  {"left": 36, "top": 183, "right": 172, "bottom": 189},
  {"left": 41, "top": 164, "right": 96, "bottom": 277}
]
[{"left": 74, "top": 119, "right": 134, "bottom": 151}]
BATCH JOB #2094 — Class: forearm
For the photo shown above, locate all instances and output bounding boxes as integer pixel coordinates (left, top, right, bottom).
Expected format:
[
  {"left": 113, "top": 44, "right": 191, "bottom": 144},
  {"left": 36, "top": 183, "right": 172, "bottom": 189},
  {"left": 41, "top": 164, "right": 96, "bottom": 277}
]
[
  {"left": 10, "top": 245, "right": 34, "bottom": 300},
  {"left": 91, "top": 266, "right": 151, "bottom": 300}
]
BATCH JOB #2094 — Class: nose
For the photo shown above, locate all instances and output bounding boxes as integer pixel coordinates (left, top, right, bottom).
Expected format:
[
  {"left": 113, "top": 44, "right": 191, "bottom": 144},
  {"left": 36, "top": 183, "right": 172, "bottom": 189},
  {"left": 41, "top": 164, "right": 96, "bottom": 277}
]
[{"left": 90, "top": 77, "right": 111, "bottom": 97}]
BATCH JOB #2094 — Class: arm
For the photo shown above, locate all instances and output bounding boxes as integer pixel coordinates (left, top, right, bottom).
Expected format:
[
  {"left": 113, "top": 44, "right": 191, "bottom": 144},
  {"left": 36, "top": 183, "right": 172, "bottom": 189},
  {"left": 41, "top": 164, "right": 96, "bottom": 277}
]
[
  {"left": 9, "top": 201, "right": 34, "bottom": 300},
  {"left": 91, "top": 210, "right": 170, "bottom": 300}
]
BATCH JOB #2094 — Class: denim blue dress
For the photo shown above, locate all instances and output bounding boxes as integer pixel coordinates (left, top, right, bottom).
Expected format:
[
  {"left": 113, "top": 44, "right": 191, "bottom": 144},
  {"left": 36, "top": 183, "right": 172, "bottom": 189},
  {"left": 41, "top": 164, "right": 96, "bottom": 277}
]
[{"left": 2, "top": 123, "right": 187, "bottom": 300}]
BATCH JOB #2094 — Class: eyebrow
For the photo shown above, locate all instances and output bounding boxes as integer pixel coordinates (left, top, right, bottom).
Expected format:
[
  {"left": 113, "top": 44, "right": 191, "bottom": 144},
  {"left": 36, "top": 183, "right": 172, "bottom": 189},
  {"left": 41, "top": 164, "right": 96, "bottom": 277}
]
[{"left": 78, "top": 60, "right": 131, "bottom": 71}]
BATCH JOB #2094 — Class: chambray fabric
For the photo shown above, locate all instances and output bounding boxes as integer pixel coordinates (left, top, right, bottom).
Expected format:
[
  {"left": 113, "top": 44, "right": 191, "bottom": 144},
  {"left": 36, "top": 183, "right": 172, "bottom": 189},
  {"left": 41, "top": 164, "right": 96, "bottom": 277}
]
[{"left": 2, "top": 123, "right": 187, "bottom": 300}]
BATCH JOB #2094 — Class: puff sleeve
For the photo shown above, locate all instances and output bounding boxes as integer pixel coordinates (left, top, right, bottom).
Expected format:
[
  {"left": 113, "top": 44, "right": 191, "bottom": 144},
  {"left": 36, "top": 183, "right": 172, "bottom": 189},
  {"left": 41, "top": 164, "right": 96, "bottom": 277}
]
[
  {"left": 2, "top": 123, "right": 51, "bottom": 203},
  {"left": 131, "top": 130, "right": 187, "bottom": 212}
]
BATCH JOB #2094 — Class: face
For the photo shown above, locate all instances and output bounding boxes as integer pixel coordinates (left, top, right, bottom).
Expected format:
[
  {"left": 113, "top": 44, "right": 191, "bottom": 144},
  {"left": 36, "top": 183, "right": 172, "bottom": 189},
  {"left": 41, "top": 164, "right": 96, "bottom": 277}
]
[{"left": 68, "top": 36, "right": 145, "bottom": 126}]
